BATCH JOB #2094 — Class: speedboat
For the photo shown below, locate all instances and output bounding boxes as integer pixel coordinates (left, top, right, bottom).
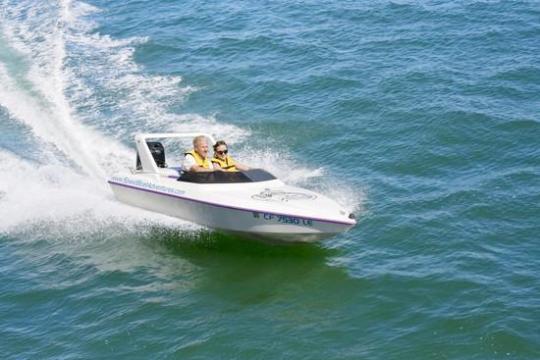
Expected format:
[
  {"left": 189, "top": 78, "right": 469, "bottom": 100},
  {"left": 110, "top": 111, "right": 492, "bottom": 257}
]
[{"left": 108, "top": 133, "right": 356, "bottom": 242}]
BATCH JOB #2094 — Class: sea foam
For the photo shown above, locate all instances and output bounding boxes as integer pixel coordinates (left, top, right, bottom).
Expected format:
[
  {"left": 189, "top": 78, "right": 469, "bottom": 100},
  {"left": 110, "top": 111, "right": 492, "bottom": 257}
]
[{"left": 0, "top": 0, "right": 361, "bottom": 235}]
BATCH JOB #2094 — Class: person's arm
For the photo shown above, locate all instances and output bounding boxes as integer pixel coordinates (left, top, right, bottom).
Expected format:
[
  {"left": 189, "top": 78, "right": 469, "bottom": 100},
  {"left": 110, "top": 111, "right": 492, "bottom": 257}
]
[
  {"left": 190, "top": 164, "right": 214, "bottom": 172},
  {"left": 182, "top": 154, "right": 196, "bottom": 172},
  {"left": 235, "top": 162, "right": 250, "bottom": 171}
]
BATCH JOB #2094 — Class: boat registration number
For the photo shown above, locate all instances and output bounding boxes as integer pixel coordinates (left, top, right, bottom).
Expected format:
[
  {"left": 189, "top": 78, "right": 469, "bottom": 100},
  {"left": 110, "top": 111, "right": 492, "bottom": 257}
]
[{"left": 252, "top": 212, "right": 313, "bottom": 226}]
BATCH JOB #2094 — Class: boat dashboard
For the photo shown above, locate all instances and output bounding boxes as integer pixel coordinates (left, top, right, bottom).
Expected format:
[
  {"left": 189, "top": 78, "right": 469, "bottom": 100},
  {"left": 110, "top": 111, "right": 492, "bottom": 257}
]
[{"left": 178, "top": 169, "right": 277, "bottom": 184}]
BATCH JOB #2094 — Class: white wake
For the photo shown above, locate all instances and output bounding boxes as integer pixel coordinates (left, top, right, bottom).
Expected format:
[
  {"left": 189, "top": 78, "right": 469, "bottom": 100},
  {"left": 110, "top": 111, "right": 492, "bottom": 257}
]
[{"left": 0, "top": 0, "right": 362, "bottom": 235}]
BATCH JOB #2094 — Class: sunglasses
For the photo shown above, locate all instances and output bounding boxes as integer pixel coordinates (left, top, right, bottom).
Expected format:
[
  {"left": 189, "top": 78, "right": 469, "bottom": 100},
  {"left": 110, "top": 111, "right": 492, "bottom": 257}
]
[{"left": 216, "top": 149, "right": 228, "bottom": 155}]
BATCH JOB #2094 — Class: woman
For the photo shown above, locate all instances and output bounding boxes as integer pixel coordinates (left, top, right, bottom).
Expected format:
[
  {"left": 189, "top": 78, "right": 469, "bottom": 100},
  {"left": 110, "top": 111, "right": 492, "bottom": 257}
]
[{"left": 211, "top": 140, "right": 249, "bottom": 172}]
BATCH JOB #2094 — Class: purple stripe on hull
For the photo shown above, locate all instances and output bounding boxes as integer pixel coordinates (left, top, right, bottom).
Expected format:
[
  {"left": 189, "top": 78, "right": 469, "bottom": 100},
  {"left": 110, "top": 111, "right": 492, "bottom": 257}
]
[{"left": 108, "top": 180, "right": 355, "bottom": 226}]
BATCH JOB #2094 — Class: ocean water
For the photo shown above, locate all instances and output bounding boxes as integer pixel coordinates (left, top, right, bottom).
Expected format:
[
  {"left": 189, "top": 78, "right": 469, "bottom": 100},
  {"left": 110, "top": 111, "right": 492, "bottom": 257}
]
[{"left": 1, "top": 0, "right": 539, "bottom": 358}]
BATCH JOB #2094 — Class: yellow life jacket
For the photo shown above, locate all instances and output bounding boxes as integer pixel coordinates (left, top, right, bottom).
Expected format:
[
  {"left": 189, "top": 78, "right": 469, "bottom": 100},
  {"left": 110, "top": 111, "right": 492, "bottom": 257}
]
[
  {"left": 184, "top": 150, "right": 212, "bottom": 169},
  {"left": 211, "top": 155, "right": 238, "bottom": 172}
]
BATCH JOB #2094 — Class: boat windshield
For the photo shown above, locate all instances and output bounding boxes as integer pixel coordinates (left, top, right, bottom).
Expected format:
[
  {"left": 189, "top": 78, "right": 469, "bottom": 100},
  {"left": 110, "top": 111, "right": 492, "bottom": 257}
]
[{"left": 178, "top": 169, "right": 276, "bottom": 184}]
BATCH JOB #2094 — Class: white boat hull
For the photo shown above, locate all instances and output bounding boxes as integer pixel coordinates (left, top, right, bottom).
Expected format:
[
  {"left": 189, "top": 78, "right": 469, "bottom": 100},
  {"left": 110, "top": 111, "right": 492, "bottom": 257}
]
[{"left": 109, "top": 180, "right": 355, "bottom": 243}]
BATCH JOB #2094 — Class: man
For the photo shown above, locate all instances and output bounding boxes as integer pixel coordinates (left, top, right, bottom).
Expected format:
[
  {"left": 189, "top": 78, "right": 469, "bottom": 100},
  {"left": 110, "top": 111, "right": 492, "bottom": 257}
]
[{"left": 182, "top": 135, "right": 215, "bottom": 172}]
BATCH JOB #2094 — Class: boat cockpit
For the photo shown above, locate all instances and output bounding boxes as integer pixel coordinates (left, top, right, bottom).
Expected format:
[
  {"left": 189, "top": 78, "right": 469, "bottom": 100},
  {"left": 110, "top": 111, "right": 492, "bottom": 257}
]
[
  {"left": 134, "top": 133, "right": 277, "bottom": 184},
  {"left": 178, "top": 169, "right": 276, "bottom": 183}
]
